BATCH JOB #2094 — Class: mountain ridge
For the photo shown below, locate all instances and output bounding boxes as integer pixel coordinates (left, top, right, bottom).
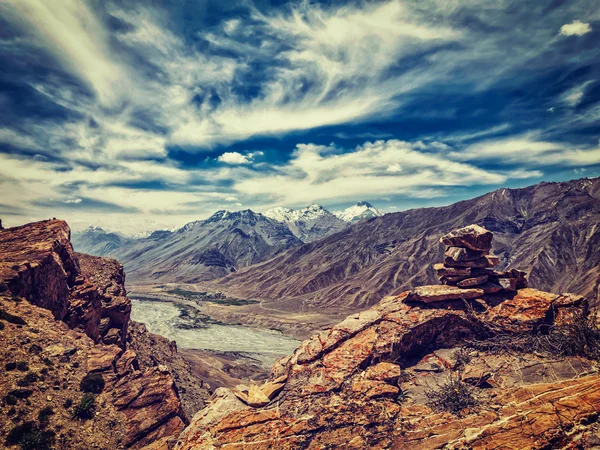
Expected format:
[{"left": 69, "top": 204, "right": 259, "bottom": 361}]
[{"left": 209, "top": 177, "right": 600, "bottom": 315}]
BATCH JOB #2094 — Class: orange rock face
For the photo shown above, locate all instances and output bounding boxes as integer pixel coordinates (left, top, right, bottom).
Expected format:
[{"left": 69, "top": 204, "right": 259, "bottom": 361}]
[
  {"left": 165, "top": 286, "right": 600, "bottom": 450},
  {"left": 0, "top": 220, "right": 187, "bottom": 449}
]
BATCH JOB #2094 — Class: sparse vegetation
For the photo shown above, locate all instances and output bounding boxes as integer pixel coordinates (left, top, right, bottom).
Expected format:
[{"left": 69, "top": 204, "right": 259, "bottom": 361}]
[
  {"left": 72, "top": 393, "right": 96, "bottom": 420},
  {"left": 0, "top": 309, "right": 27, "bottom": 325},
  {"left": 453, "top": 347, "right": 472, "bottom": 369},
  {"left": 470, "top": 309, "right": 600, "bottom": 361},
  {"left": 63, "top": 398, "right": 73, "bottom": 409},
  {"left": 5, "top": 394, "right": 18, "bottom": 405},
  {"left": 42, "top": 358, "right": 53, "bottom": 366},
  {"left": 17, "top": 371, "right": 38, "bottom": 387},
  {"left": 37, "top": 406, "right": 54, "bottom": 425},
  {"left": 426, "top": 374, "right": 479, "bottom": 416},
  {"left": 5, "top": 361, "right": 17, "bottom": 371},
  {"left": 80, "top": 373, "right": 105, "bottom": 394},
  {"left": 28, "top": 344, "right": 42, "bottom": 355},
  {"left": 8, "top": 389, "right": 33, "bottom": 400},
  {"left": 0, "top": 321, "right": 4, "bottom": 330},
  {"left": 6, "top": 421, "right": 55, "bottom": 450},
  {"left": 165, "top": 288, "right": 259, "bottom": 306},
  {"left": 16, "top": 362, "right": 29, "bottom": 371},
  {"left": 396, "top": 388, "right": 410, "bottom": 404}
]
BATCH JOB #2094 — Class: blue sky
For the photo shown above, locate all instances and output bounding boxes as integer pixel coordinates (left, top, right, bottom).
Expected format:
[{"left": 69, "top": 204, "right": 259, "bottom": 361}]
[{"left": 0, "top": 0, "right": 599, "bottom": 234}]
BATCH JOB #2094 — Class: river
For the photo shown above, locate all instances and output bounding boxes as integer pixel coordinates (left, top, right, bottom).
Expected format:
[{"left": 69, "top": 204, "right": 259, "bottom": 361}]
[{"left": 130, "top": 298, "right": 300, "bottom": 365}]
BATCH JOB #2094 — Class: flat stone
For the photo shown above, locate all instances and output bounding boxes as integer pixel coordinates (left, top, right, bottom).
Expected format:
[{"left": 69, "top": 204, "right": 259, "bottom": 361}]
[
  {"left": 434, "top": 264, "right": 471, "bottom": 277},
  {"left": 261, "top": 382, "right": 285, "bottom": 400},
  {"left": 407, "top": 285, "right": 484, "bottom": 303},
  {"left": 445, "top": 246, "right": 487, "bottom": 262},
  {"left": 458, "top": 275, "right": 489, "bottom": 287},
  {"left": 480, "top": 282, "right": 502, "bottom": 294},
  {"left": 444, "top": 255, "right": 494, "bottom": 268},
  {"left": 440, "top": 224, "right": 493, "bottom": 251}
]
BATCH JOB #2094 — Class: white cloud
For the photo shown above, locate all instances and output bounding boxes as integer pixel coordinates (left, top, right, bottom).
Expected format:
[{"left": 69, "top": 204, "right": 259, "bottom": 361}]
[
  {"left": 64, "top": 198, "right": 82, "bottom": 204},
  {"left": 386, "top": 163, "right": 402, "bottom": 173},
  {"left": 233, "top": 140, "right": 508, "bottom": 205},
  {"left": 224, "top": 196, "right": 239, "bottom": 202},
  {"left": 217, "top": 151, "right": 263, "bottom": 165},
  {"left": 559, "top": 20, "right": 592, "bottom": 37},
  {"left": 217, "top": 152, "right": 252, "bottom": 164},
  {"left": 562, "top": 81, "right": 593, "bottom": 107}
]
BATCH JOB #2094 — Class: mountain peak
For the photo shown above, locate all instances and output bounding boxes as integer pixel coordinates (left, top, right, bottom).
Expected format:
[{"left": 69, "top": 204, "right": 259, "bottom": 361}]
[{"left": 336, "top": 201, "right": 383, "bottom": 223}]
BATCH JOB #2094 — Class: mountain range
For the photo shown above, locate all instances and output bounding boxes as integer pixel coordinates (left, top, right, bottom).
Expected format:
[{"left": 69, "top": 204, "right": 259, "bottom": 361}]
[
  {"left": 210, "top": 178, "right": 600, "bottom": 315},
  {"left": 72, "top": 201, "right": 383, "bottom": 282}
]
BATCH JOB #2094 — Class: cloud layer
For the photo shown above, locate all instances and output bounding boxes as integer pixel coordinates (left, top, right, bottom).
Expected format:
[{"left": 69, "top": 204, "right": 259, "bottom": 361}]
[{"left": 0, "top": 0, "right": 598, "bottom": 233}]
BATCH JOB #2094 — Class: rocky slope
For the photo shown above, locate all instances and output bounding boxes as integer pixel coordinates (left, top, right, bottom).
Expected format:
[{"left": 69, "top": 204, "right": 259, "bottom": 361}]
[
  {"left": 148, "top": 226, "right": 600, "bottom": 449},
  {"left": 264, "top": 204, "right": 348, "bottom": 243},
  {"left": 212, "top": 178, "right": 600, "bottom": 315},
  {"left": 0, "top": 220, "right": 211, "bottom": 449}
]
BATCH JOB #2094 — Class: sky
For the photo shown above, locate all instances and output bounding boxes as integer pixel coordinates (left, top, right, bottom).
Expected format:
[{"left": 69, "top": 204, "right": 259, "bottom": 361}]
[{"left": 0, "top": 0, "right": 599, "bottom": 234}]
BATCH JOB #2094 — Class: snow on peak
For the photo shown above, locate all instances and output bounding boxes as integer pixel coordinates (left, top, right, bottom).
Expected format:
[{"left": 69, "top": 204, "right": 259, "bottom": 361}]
[
  {"left": 336, "top": 202, "right": 383, "bottom": 223},
  {"left": 264, "top": 204, "right": 329, "bottom": 222}
]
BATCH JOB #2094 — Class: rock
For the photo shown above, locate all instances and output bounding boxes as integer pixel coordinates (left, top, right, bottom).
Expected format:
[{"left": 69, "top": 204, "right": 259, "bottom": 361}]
[
  {"left": 461, "top": 365, "right": 492, "bottom": 386},
  {"left": 407, "top": 285, "right": 485, "bottom": 303},
  {"left": 440, "top": 224, "right": 493, "bottom": 251},
  {"left": 444, "top": 246, "right": 488, "bottom": 262},
  {"left": 434, "top": 264, "right": 471, "bottom": 277},
  {"left": 261, "top": 381, "right": 285, "bottom": 400},
  {"left": 480, "top": 282, "right": 503, "bottom": 294},
  {"left": 444, "top": 255, "right": 498, "bottom": 268},
  {"left": 457, "top": 275, "right": 488, "bottom": 287},
  {"left": 168, "top": 287, "right": 598, "bottom": 450},
  {"left": 498, "top": 277, "right": 518, "bottom": 291}
]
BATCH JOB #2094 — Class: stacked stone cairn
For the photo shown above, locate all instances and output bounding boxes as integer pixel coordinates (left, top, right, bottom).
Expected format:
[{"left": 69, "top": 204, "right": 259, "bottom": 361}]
[
  {"left": 435, "top": 224, "right": 527, "bottom": 293},
  {"left": 406, "top": 224, "right": 529, "bottom": 303}
]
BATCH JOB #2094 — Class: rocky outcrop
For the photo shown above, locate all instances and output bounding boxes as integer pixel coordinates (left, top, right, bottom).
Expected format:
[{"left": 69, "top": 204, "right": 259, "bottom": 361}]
[
  {"left": 0, "top": 220, "right": 197, "bottom": 449},
  {"left": 163, "top": 226, "right": 600, "bottom": 449},
  {"left": 127, "top": 321, "right": 212, "bottom": 422}
]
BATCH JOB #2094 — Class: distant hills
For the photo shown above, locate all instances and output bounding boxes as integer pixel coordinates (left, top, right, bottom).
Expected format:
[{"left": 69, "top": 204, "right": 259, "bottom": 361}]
[
  {"left": 72, "top": 201, "right": 383, "bottom": 282},
  {"left": 211, "top": 178, "right": 600, "bottom": 314}
]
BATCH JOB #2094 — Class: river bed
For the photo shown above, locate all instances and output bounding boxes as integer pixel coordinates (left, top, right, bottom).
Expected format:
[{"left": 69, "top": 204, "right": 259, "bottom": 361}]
[{"left": 130, "top": 298, "right": 300, "bottom": 365}]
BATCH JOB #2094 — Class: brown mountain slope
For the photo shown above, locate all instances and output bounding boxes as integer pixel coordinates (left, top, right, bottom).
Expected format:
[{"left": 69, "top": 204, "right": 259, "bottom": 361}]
[{"left": 211, "top": 177, "right": 600, "bottom": 315}]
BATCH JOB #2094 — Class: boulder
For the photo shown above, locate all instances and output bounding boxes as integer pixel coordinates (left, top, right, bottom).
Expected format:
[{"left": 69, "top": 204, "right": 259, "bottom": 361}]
[
  {"left": 440, "top": 224, "right": 493, "bottom": 251},
  {"left": 444, "top": 246, "right": 487, "bottom": 262}
]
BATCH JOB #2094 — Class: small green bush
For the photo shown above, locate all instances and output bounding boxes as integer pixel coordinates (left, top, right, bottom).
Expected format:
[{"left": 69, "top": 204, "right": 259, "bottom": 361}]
[
  {"left": 7, "top": 406, "right": 16, "bottom": 416},
  {"left": 8, "top": 389, "right": 32, "bottom": 399},
  {"left": 42, "top": 358, "right": 53, "bottom": 366},
  {"left": 6, "top": 421, "right": 55, "bottom": 450},
  {"left": 38, "top": 406, "right": 54, "bottom": 425},
  {"left": 16, "top": 362, "right": 29, "bottom": 371},
  {"left": 63, "top": 398, "right": 73, "bottom": 409},
  {"left": 5, "top": 361, "right": 17, "bottom": 371},
  {"left": 426, "top": 375, "right": 479, "bottom": 416},
  {"left": 17, "top": 372, "right": 38, "bottom": 387},
  {"left": 79, "top": 373, "right": 105, "bottom": 394},
  {"left": 5, "top": 394, "right": 18, "bottom": 405},
  {"left": 72, "top": 393, "right": 96, "bottom": 420}
]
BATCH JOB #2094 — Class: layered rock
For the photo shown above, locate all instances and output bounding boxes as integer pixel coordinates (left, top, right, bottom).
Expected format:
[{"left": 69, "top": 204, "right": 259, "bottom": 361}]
[
  {"left": 433, "top": 224, "right": 528, "bottom": 298},
  {"left": 0, "top": 220, "right": 200, "bottom": 449},
  {"left": 161, "top": 226, "right": 600, "bottom": 450}
]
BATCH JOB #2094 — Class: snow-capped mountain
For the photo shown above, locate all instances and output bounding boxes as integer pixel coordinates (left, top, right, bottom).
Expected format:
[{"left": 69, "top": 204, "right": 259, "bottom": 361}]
[
  {"left": 335, "top": 201, "right": 383, "bottom": 223},
  {"left": 264, "top": 204, "right": 347, "bottom": 243},
  {"left": 72, "top": 226, "right": 133, "bottom": 257}
]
